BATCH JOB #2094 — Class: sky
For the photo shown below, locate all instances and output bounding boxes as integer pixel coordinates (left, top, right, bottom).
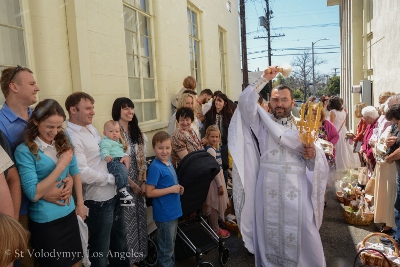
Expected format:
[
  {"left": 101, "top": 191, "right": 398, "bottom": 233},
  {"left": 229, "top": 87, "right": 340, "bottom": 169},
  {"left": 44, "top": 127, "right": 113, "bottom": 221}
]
[{"left": 243, "top": 0, "right": 340, "bottom": 77}]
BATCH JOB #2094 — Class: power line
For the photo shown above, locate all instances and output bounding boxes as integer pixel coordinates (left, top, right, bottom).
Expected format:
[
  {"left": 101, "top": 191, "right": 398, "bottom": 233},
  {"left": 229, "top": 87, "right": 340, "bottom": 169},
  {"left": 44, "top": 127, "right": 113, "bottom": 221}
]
[
  {"left": 246, "top": 46, "right": 339, "bottom": 55},
  {"left": 247, "top": 51, "right": 339, "bottom": 60},
  {"left": 273, "top": 11, "right": 337, "bottom": 19},
  {"left": 271, "top": 23, "right": 339, "bottom": 30}
]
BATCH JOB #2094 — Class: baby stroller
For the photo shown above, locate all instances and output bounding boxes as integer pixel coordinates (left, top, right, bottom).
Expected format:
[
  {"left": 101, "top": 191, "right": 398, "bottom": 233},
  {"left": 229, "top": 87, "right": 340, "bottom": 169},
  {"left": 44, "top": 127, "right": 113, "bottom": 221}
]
[{"left": 175, "top": 150, "right": 230, "bottom": 266}]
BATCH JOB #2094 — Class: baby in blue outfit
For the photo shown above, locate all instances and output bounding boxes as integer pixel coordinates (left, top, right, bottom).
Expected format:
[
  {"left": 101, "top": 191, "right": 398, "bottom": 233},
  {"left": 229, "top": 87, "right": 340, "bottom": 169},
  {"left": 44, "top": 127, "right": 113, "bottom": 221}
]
[{"left": 100, "top": 120, "right": 134, "bottom": 206}]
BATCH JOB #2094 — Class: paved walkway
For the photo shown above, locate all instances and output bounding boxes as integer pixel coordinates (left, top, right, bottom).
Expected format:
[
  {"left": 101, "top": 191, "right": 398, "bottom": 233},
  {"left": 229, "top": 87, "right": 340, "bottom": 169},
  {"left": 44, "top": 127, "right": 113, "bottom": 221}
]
[{"left": 175, "top": 182, "right": 380, "bottom": 266}]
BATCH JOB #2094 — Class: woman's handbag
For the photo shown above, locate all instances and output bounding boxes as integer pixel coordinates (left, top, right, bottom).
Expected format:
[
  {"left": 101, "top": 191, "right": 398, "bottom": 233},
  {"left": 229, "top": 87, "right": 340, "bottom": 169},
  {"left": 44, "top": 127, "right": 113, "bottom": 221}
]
[{"left": 358, "top": 166, "right": 368, "bottom": 186}]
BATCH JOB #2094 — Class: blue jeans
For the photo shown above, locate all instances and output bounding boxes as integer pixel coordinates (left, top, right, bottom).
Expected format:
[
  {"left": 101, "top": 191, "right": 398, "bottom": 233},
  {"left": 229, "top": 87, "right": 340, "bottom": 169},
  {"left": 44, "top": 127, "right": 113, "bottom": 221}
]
[
  {"left": 155, "top": 219, "right": 178, "bottom": 267},
  {"left": 394, "top": 162, "right": 400, "bottom": 241},
  {"left": 107, "top": 157, "right": 128, "bottom": 190},
  {"left": 85, "top": 196, "right": 129, "bottom": 267}
]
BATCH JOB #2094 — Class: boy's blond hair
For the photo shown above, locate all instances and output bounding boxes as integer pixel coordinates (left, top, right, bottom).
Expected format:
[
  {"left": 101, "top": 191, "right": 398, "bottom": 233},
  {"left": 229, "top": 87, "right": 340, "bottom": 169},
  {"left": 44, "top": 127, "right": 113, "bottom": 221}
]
[
  {"left": 0, "top": 213, "right": 29, "bottom": 267},
  {"left": 152, "top": 131, "right": 171, "bottom": 148}
]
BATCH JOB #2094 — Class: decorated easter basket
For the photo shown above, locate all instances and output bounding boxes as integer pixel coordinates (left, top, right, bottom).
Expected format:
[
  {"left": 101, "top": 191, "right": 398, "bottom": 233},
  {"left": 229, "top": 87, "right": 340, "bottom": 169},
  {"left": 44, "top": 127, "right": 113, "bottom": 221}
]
[{"left": 343, "top": 206, "right": 374, "bottom": 226}]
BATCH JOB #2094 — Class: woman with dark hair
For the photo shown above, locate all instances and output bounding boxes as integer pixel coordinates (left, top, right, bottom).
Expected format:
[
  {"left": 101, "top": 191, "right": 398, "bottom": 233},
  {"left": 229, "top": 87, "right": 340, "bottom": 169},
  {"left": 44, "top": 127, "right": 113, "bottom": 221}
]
[
  {"left": 327, "top": 96, "right": 360, "bottom": 171},
  {"left": 14, "top": 99, "right": 86, "bottom": 267},
  {"left": 204, "top": 93, "right": 233, "bottom": 146},
  {"left": 112, "top": 97, "right": 147, "bottom": 266},
  {"left": 204, "top": 94, "right": 233, "bottom": 179}
]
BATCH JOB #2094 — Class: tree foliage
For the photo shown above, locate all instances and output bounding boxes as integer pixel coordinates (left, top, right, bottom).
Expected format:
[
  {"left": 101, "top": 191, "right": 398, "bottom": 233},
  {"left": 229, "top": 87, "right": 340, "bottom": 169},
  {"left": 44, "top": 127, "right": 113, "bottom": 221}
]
[
  {"left": 293, "top": 89, "right": 304, "bottom": 100},
  {"left": 291, "top": 50, "right": 326, "bottom": 101},
  {"left": 327, "top": 75, "right": 340, "bottom": 96}
]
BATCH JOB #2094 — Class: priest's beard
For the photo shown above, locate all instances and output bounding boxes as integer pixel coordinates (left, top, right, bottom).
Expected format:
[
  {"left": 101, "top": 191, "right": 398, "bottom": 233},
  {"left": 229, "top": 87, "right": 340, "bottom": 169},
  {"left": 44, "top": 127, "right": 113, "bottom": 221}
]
[{"left": 271, "top": 105, "right": 292, "bottom": 119}]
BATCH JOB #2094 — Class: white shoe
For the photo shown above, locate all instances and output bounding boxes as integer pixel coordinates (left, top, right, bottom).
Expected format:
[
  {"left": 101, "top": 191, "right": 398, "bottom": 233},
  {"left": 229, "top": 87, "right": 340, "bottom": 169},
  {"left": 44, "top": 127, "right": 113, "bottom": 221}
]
[{"left": 119, "top": 188, "right": 133, "bottom": 200}]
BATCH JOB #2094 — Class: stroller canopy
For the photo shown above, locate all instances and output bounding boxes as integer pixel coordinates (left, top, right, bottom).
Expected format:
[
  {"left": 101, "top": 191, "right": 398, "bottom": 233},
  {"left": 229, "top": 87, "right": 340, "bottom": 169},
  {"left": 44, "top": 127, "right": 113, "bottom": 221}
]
[{"left": 176, "top": 150, "right": 220, "bottom": 215}]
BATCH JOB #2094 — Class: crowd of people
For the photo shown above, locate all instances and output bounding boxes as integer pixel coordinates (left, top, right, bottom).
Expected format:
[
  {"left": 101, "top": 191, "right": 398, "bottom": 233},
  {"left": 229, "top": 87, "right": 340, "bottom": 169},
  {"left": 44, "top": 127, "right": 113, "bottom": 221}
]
[
  {"left": 0, "top": 68, "right": 236, "bottom": 267},
  {"left": 1, "top": 65, "right": 400, "bottom": 267}
]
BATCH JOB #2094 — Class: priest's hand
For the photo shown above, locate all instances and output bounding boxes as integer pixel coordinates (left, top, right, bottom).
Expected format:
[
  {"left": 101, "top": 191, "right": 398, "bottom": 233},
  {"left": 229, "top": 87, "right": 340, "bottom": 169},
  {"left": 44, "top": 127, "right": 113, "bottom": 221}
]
[
  {"left": 303, "top": 143, "right": 316, "bottom": 159},
  {"left": 263, "top": 66, "right": 279, "bottom": 81}
]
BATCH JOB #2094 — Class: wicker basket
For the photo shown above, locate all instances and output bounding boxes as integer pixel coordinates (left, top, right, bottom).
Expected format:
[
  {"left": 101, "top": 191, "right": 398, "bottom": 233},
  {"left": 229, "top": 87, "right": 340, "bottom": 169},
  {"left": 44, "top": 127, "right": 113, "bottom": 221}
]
[
  {"left": 343, "top": 206, "right": 374, "bottom": 226},
  {"left": 225, "top": 220, "right": 239, "bottom": 233},
  {"left": 358, "top": 232, "right": 399, "bottom": 267},
  {"left": 343, "top": 194, "right": 357, "bottom": 206},
  {"left": 336, "top": 191, "right": 344, "bottom": 203}
]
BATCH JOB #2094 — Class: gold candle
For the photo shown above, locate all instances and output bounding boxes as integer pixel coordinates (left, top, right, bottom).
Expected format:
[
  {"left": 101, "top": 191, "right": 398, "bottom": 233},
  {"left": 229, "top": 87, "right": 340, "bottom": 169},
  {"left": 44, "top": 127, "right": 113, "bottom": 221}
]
[
  {"left": 299, "top": 103, "right": 306, "bottom": 133},
  {"left": 306, "top": 103, "right": 313, "bottom": 144},
  {"left": 314, "top": 102, "right": 323, "bottom": 130}
]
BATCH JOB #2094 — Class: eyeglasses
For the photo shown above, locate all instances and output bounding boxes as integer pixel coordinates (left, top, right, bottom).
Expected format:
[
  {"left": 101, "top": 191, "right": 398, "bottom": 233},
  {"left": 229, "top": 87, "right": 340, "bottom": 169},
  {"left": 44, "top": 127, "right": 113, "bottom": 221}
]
[{"left": 8, "top": 65, "right": 22, "bottom": 83}]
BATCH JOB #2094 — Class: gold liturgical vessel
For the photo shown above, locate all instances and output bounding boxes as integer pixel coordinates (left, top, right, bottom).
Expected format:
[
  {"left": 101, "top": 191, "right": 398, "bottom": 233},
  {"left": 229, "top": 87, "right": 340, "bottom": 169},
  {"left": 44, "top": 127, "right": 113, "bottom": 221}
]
[{"left": 297, "top": 102, "right": 323, "bottom": 158}]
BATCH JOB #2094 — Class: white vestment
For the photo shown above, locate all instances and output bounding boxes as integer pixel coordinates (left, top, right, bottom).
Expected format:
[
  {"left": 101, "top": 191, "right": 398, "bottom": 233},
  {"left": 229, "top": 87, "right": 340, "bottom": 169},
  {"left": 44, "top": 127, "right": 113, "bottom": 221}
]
[{"left": 228, "top": 77, "right": 328, "bottom": 267}]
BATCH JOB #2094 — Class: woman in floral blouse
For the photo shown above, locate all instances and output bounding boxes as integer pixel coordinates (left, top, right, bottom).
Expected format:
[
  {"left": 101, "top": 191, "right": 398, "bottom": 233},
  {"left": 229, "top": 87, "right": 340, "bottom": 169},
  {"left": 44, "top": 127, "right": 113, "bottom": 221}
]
[{"left": 171, "top": 107, "right": 203, "bottom": 168}]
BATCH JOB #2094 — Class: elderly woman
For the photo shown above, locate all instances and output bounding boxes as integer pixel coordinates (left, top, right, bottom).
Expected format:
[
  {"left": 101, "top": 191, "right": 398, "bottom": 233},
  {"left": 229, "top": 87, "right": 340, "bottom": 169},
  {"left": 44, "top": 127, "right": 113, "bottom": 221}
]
[
  {"left": 171, "top": 107, "right": 203, "bottom": 168},
  {"left": 360, "top": 106, "right": 380, "bottom": 173},
  {"left": 168, "top": 91, "right": 200, "bottom": 139},
  {"left": 371, "top": 102, "right": 397, "bottom": 233}
]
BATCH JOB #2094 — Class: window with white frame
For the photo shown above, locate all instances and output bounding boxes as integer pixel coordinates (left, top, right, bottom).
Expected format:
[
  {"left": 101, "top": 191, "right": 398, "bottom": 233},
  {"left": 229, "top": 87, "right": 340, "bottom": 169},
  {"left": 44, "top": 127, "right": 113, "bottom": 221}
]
[
  {"left": 0, "top": 0, "right": 27, "bottom": 104},
  {"left": 187, "top": 6, "right": 202, "bottom": 93},
  {"left": 123, "top": 0, "right": 157, "bottom": 123},
  {"left": 219, "top": 28, "right": 227, "bottom": 93}
]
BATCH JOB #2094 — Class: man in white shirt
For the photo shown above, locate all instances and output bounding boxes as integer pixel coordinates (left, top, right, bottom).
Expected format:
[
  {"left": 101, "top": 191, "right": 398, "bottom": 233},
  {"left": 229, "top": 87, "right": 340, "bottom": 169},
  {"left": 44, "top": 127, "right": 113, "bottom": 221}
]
[{"left": 65, "top": 92, "right": 129, "bottom": 267}]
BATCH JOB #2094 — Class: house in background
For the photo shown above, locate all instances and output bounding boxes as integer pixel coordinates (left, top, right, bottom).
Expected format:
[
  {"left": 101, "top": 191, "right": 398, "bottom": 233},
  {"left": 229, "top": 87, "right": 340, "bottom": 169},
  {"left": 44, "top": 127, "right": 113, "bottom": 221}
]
[
  {"left": 0, "top": 0, "right": 241, "bottom": 155},
  {"left": 327, "top": 0, "right": 400, "bottom": 130}
]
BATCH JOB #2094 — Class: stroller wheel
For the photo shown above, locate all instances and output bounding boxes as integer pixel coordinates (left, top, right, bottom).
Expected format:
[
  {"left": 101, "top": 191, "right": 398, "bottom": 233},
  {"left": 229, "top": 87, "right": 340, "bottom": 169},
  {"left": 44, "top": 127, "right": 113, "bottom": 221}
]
[
  {"left": 219, "top": 247, "right": 230, "bottom": 266},
  {"left": 197, "top": 262, "right": 214, "bottom": 267},
  {"left": 145, "top": 236, "right": 158, "bottom": 266}
]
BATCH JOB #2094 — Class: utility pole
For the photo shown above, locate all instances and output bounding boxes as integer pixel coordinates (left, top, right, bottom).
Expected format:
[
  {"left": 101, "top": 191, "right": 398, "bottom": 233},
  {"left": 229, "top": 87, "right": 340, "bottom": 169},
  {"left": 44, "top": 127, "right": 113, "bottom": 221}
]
[
  {"left": 240, "top": 0, "right": 248, "bottom": 90},
  {"left": 332, "top": 68, "right": 339, "bottom": 76},
  {"left": 311, "top": 38, "right": 328, "bottom": 96}
]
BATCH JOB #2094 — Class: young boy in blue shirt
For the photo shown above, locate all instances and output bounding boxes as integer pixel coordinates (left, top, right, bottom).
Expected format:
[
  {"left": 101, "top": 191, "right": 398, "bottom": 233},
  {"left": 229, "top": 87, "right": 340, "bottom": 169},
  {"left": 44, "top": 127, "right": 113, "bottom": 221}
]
[{"left": 146, "top": 131, "right": 184, "bottom": 267}]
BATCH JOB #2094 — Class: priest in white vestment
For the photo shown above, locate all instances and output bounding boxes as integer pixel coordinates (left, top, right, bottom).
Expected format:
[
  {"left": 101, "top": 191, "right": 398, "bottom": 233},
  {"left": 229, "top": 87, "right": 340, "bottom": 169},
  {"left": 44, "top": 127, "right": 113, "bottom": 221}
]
[{"left": 228, "top": 67, "right": 329, "bottom": 267}]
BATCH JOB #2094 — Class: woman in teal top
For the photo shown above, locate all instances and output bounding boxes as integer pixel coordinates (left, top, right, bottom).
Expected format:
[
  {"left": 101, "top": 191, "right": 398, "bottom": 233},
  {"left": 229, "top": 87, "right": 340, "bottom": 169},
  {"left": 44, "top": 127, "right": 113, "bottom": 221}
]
[{"left": 14, "top": 99, "right": 87, "bottom": 267}]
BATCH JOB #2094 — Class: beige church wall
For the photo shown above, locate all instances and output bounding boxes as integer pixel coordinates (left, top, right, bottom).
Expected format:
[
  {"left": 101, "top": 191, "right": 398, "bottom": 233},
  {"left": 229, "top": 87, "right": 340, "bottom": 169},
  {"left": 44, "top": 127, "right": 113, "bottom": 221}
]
[
  {"left": 368, "top": 0, "right": 400, "bottom": 105},
  {"left": 16, "top": 0, "right": 241, "bottom": 156}
]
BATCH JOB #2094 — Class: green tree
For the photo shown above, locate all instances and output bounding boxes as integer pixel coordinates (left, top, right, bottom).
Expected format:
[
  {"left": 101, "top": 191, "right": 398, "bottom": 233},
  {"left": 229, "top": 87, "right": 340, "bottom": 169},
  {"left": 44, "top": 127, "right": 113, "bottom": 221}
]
[
  {"left": 293, "top": 89, "right": 304, "bottom": 100},
  {"left": 327, "top": 75, "right": 340, "bottom": 95}
]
